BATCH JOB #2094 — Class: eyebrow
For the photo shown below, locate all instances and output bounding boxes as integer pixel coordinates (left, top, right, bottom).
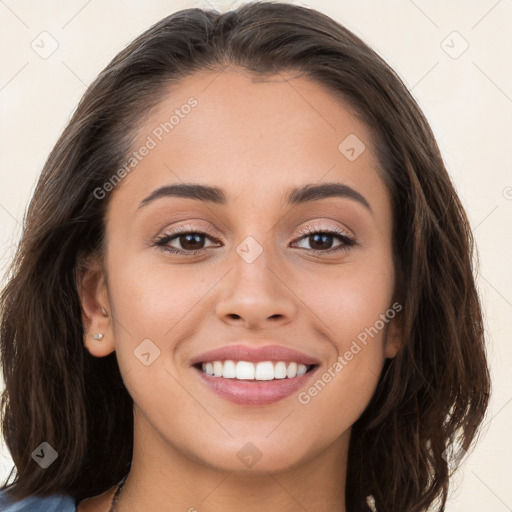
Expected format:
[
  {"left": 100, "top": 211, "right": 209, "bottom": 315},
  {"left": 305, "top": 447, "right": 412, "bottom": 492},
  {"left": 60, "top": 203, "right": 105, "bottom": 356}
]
[{"left": 138, "top": 181, "right": 372, "bottom": 213}]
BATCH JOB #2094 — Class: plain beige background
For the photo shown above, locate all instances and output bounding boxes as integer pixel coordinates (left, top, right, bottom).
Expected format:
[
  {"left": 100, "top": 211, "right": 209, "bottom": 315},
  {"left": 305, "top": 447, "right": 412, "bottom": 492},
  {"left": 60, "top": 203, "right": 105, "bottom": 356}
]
[{"left": 0, "top": 0, "right": 511, "bottom": 510}]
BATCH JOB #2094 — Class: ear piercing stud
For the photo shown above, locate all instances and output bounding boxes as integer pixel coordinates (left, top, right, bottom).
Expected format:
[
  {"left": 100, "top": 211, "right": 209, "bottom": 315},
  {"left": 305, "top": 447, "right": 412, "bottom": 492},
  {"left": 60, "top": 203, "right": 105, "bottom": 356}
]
[{"left": 89, "top": 308, "right": 107, "bottom": 342}]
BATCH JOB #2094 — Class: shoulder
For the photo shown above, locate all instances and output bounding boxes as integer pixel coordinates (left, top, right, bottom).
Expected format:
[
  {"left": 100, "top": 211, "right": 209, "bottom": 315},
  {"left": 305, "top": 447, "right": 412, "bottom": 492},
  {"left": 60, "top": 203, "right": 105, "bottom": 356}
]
[{"left": 0, "top": 487, "right": 76, "bottom": 511}]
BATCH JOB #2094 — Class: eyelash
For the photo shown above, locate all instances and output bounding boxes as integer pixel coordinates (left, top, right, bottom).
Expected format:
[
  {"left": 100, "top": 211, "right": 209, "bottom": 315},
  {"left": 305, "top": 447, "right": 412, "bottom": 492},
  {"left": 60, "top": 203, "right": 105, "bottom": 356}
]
[{"left": 153, "top": 225, "right": 356, "bottom": 256}]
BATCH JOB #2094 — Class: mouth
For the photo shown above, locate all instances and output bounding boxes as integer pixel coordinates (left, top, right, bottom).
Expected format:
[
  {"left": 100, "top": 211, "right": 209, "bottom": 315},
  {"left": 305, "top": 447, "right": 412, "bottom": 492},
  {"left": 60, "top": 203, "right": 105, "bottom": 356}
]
[
  {"left": 191, "top": 361, "right": 321, "bottom": 406},
  {"left": 192, "top": 361, "right": 319, "bottom": 381}
]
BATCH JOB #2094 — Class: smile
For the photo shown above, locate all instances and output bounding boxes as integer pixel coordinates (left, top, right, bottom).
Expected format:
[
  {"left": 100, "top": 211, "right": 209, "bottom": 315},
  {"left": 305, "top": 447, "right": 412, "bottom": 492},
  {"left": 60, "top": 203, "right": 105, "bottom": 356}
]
[
  {"left": 193, "top": 361, "right": 320, "bottom": 406},
  {"left": 198, "top": 360, "right": 315, "bottom": 380}
]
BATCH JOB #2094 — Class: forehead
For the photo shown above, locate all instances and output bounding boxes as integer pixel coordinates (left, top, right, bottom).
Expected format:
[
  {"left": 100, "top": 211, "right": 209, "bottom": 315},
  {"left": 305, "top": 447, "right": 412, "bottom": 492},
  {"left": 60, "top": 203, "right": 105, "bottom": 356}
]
[{"left": 112, "top": 67, "right": 389, "bottom": 215}]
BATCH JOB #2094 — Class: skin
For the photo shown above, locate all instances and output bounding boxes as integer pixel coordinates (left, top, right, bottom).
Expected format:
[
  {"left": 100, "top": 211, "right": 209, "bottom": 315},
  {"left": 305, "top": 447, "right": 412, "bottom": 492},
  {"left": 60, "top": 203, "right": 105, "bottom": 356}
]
[{"left": 77, "top": 67, "right": 401, "bottom": 512}]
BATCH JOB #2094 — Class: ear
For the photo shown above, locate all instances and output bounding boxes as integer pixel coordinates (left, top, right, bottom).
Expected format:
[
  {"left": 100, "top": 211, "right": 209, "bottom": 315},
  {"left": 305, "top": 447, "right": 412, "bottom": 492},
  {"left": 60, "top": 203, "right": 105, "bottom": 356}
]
[
  {"left": 384, "top": 310, "right": 403, "bottom": 359},
  {"left": 76, "top": 256, "right": 115, "bottom": 357}
]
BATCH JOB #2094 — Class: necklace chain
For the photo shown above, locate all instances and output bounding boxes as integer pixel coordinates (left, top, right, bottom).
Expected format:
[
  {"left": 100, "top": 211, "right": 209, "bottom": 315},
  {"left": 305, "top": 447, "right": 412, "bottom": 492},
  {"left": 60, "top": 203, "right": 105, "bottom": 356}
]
[{"left": 109, "top": 474, "right": 128, "bottom": 512}]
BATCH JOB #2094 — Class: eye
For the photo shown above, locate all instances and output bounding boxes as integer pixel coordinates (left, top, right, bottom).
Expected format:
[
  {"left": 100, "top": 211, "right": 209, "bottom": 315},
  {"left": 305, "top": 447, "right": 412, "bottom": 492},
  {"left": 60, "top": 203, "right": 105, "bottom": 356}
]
[
  {"left": 291, "top": 225, "right": 356, "bottom": 253},
  {"left": 153, "top": 227, "right": 220, "bottom": 255},
  {"left": 153, "top": 225, "right": 356, "bottom": 256}
]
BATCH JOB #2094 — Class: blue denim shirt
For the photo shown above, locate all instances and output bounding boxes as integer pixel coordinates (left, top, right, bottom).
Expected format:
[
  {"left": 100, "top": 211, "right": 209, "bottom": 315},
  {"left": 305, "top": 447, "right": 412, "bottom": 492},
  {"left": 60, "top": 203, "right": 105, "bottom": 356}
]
[{"left": 0, "top": 488, "right": 76, "bottom": 511}]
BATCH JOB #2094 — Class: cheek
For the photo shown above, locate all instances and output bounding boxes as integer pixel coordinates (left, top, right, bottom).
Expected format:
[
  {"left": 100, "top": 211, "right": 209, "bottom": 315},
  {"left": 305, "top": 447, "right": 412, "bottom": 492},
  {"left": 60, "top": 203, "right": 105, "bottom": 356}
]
[
  {"left": 296, "top": 282, "right": 390, "bottom": 435},
  {"left": 302, "top": 254, "right": 394, "bottom": 351},
  {"left": 105, "top": 254, "right": 209, "bottom": 419},
  {"left": 107, "top": 250, "right": 217, "bottom": 339},
  {"left": 295, "top": 260, "right": 393, "bottom": 418}
]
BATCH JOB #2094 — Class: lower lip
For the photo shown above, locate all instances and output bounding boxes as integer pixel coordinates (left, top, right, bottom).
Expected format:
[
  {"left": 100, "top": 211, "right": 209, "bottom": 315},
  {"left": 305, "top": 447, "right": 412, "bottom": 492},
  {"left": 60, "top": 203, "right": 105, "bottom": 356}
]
[{"left": 193, "top": 365, "right": 319, "bottom": 406}]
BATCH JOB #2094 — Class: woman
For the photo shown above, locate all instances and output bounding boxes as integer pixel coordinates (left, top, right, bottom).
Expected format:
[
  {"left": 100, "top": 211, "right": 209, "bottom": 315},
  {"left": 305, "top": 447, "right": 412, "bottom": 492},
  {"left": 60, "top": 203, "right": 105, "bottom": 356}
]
[{"left": 0, "top": 2, "right": 490, "bottom": 511}]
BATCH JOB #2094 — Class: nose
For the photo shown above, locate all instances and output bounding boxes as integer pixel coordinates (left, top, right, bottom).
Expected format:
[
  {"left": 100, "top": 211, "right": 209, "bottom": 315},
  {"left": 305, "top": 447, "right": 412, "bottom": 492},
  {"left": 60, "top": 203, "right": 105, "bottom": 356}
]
[{"left": 215, "top": 241, "right": 297, "bottom": 330}]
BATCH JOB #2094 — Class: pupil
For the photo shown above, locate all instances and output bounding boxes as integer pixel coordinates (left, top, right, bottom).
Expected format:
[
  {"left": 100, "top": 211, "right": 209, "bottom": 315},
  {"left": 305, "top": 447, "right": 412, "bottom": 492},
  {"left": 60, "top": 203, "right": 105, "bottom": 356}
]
[
  {"left": 310, "top": 234, "right": 332, "bottom": 250},
  {"left": 181, "top": 234, "right": 204, "bottom": 250}
]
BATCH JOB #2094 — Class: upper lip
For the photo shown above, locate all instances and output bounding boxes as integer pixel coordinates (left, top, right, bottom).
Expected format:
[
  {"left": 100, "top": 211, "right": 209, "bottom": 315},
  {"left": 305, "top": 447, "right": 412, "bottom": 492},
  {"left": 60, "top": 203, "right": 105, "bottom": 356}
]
[{"left": 190, "top": 343, "right": 321, "bottom": 366}]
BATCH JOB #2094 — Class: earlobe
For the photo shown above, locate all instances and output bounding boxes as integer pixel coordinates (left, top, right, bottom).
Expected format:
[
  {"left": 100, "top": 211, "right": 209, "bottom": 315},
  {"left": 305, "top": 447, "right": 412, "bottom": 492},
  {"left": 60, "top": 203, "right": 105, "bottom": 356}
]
[
  {"left": 384, "top": 316, "right": 403, "bottom": 359},
  {"left": 77, "top": 262, "right": 115, "bottom": 357}
]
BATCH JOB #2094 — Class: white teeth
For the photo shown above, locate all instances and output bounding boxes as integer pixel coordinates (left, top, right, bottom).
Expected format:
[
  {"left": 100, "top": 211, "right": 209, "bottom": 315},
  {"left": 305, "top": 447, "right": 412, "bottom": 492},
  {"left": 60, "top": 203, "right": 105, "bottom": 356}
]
[
  {"left": 274, "top": 361, "right": 288, "bottom": 379},
  {"left": 200, "top": 360, "right": 311, "bottom": 380},
  {"left": 297, "top": 364, "right": 307, "bottom": 376},
  {"left": 286, "top": 361, "right": 297, "bottom": 378},
  {"left": 236, "top": 361, "right": 255, "bottom": 380},
  {"left": 213, "top": 361, "right": 223, "bottom": 377},
  {"left": 255, "top": 361, "right": 274, "bottom": 380},
  {"left": 223, "top": 360, "right": 236, "bottom": 378}
]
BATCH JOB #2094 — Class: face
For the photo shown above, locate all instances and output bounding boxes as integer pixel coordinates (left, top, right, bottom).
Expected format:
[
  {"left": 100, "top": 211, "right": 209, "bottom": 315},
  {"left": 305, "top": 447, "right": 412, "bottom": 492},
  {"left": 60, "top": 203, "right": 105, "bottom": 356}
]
[{"left": 81, "top": 67, "right": 401, "bottom": 475}]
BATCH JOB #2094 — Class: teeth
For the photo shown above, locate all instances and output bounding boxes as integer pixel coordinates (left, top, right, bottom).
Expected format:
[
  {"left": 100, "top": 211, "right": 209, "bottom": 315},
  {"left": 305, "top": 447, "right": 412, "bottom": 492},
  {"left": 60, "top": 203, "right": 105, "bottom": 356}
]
[{"left": 201, "top": 360, "right": 310, "bottom": 380}]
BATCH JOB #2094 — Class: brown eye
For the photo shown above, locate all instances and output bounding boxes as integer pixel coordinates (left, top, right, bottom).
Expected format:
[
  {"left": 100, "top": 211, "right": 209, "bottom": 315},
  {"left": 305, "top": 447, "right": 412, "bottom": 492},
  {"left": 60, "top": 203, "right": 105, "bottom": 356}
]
[
  {"left": 154, "top": 229, "right": 221, "bottom": 255},
  {"left": 292, "top": 227, "right": 356, "bottom": 254}
]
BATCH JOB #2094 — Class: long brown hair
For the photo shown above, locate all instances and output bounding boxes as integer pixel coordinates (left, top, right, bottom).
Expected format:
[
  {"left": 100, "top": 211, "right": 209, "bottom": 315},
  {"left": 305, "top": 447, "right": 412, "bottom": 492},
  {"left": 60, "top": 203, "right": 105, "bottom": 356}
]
[{"left": 0, "top": 2, "right": 491, "bottom": 510}]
